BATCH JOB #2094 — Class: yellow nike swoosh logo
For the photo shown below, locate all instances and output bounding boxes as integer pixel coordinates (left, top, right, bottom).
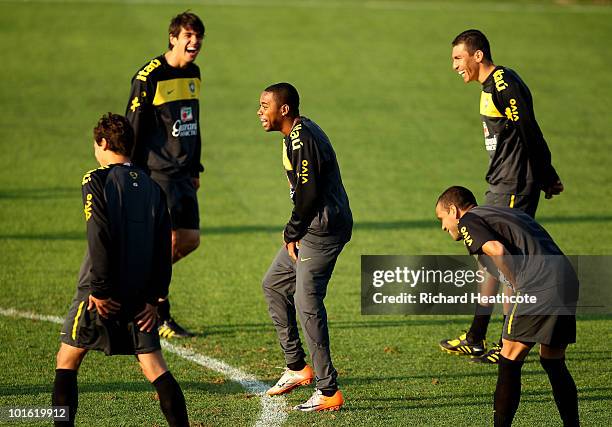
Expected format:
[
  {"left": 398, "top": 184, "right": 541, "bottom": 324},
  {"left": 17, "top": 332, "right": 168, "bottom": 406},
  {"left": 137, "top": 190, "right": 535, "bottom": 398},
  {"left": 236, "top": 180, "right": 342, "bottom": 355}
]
[{"left": 300, "top": 257, "right": 312, "bottom": 262}]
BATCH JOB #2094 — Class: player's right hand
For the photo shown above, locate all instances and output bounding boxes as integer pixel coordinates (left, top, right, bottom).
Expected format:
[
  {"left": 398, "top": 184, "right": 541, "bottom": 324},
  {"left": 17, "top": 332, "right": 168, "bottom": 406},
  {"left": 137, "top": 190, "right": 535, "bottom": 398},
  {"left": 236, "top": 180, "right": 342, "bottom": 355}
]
[
  {"left": 192, "top": 177, "right": 200, "bottom": 191},
  {"left": 286, "top": 241, "right": 299, "bottom": 263},
  {"left": 87, "top": 295, "right": 121, "bottom": 318},
  {"left": 135, "top": 303, "right": 158, "bottom": 332},
  {"left": 544, "top": 179, "right": 564, "bottom": 199}
]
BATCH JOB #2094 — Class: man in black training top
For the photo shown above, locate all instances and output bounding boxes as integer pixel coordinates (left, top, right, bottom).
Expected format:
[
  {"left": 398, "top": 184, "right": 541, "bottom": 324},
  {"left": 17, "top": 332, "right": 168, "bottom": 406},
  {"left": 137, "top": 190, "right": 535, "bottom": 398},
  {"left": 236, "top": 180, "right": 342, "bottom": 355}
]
[
  {"left": 436, "top": 186, "right": 578, "bottom": 427},
  {"left": 52, "top": 113, "right": 188, "bottom": 427},
  {"left": 126, "top": 11, "right": 205, "bottom": 338},
  {"left": 440, "top": 29, "right": 565, "bottom": 363},
  {"left": 258, "top": 83, "right": 352, "bottom": 412}
]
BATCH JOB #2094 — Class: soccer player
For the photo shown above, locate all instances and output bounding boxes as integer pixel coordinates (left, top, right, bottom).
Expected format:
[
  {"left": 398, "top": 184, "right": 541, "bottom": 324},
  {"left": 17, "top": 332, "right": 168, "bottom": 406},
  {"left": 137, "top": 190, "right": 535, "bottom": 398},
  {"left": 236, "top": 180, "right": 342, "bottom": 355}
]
[
  {"left": 52, "top": 113, "right": 188, "bottom": 427},
  {"left": 126, "top": 11, "right": 205, "bottom": 338},
  {"left": 435, "top": 186, "right": 579, "bottom": 427},
  {"left": 440, "top": 29, "right": 565, "bottom": 363},
  {"left": 257, "top": 83, "right": 352, "bottom": 411}
]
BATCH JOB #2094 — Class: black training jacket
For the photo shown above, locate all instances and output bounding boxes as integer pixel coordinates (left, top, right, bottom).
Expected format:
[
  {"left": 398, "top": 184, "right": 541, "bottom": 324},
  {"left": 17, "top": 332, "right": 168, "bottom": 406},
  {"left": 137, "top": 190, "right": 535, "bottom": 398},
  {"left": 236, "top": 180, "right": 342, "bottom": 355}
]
[
  {"left": 126, "top": 55, "right": 203, "bottom": 179},
  {"left": 458, "top": 206, "right": 578, "bottom": 307},
  {"left": 77, "top": 164, "right": 171, "bottom": 307},
  {"left": 480, "top": 66, "right": 559, "bottom": 195},
  {"left": 282, "top": 117, "right": 352, "bottom": 245}
]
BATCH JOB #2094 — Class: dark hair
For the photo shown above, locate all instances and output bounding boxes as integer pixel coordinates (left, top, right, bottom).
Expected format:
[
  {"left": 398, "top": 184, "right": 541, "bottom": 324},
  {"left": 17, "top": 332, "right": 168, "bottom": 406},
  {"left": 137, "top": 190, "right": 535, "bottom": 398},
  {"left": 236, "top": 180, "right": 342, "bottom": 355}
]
[
  {"left": 168, "top": 11, "right": 205, "bottom": 49},
  {"left": 452, "top": 29, "right": 493, "bottom": 62},
  {"left": 436, "top": 186, "right": 478, "bottom": 210},
  {"left": 93, "top": 113, "right": 134, "bottom": 156},
  {"left": 264, "top": 82, "right": 300, "bottom": 117}
]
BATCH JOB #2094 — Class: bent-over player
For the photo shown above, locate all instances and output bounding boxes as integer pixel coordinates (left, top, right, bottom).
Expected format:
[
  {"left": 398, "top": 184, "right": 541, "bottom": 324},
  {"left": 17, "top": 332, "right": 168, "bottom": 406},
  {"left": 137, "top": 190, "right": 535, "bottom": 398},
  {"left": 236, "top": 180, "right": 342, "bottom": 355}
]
[{"left": 436, "top": 186, "right": 579, "bottom": 427}]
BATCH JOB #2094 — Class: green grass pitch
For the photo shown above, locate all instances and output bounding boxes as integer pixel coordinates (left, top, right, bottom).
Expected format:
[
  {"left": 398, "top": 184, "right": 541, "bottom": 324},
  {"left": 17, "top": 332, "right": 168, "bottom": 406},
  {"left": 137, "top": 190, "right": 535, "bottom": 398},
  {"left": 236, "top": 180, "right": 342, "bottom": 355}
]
[{"left": 1, "top": 0, "right": 611, "bottom": 425}]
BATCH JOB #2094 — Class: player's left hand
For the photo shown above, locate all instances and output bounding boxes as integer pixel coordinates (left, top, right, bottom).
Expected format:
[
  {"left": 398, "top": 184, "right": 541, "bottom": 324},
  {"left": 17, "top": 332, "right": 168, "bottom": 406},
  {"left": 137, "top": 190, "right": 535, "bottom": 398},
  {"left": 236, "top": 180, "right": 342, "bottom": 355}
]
[
  {"left": 87, "top": 295, "right": 121, "bottom": 318},
  {"left": 192, "top": 177, "right": 200, "bottom": 191},
  {"left": 286, "top": 241, "right": 299, "bottom": 263},
  {"left": 135, "top": 303, "right": 158, "bottom": 332},
  {"left": 544, "top": 179, "right": 564, "bottom": 199}
]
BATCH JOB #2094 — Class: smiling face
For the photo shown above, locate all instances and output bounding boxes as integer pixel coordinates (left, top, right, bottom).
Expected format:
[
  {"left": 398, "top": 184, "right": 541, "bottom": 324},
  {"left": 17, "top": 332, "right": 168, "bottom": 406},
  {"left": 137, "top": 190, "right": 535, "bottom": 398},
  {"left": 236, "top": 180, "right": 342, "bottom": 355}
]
[
  {"left": 435, "top": 202, "right": 461, "bottom": 241},
  {"left": 257, "top": 91, "right": 286, "bottom": 133},
  {"left": 169, "top": 26, "right": 203, "bottom": 67},
  {"left": 451, "top": 43, "right": 482, "bottom": 84}
]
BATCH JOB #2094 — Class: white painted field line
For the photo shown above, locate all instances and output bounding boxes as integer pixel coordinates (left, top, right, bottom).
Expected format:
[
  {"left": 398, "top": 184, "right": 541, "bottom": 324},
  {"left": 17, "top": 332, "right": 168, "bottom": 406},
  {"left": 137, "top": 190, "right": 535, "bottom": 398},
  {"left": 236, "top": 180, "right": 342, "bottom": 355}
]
[
  {"left": 0, "top": 307, "right": 64, "bottom": 324},
  {"left": 162, "top": 341, "right": 288, "bottom": 427},
  {"left": 0, "top": 307, "right": 288, "bottom": 427}
]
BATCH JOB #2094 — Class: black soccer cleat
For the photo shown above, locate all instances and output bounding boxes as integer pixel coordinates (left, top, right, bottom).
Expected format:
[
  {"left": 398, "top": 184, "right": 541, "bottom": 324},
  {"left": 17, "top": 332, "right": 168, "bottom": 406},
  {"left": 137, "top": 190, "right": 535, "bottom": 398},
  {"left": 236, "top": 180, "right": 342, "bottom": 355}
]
[
  {"left": 158, "top": 318, "right": 195, "bottom": 339},
  {"left": 470, "top": 343, "right": 501, "bottom": 364},
  {"left": 439, "top": 332, "right": 486, "bottom": 356}
]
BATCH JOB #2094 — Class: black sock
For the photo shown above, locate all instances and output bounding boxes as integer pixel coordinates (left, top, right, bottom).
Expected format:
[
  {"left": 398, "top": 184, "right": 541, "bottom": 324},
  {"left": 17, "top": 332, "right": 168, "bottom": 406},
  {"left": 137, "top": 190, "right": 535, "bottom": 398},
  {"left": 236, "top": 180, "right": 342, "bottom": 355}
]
[
  {"left": 494, "top": 355, "right": 524, "bottom": 427},
  {"left": 540, "top": 357, "right": 579, "bottom": 427},
  {"left": 158, "top": 299, "right": 171, "bottom": 321},
  {"left": 287, "top": 359, "right": 306, "bottom": 372},
  {"left": 467, "top": 312, "right": 492, "bottom": 343},
  {"left": 153, "top": 371, "right": 189, "bottom": 427},
  {"left": 52, "top": 369, "right": 78, "bottom": 427}
]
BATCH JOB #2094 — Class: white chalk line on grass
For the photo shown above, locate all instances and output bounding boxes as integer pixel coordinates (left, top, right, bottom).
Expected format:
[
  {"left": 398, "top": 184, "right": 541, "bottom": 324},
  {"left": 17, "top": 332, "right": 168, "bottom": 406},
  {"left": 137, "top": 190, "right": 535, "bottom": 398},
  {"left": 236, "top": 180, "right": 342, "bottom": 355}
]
[
  {"left": 161, "top": 341, "right": 288, "bottom": 427},
  {"left": 0, "top": 307, "right": 288, "bottom": 427}
]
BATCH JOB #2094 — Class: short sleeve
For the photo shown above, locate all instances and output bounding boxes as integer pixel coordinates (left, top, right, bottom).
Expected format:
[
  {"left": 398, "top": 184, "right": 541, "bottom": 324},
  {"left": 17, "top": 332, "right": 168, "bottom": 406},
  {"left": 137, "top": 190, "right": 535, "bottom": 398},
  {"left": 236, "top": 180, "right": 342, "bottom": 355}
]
[{"left": 458, "top": 212, "right": 498, "bottom": 255}]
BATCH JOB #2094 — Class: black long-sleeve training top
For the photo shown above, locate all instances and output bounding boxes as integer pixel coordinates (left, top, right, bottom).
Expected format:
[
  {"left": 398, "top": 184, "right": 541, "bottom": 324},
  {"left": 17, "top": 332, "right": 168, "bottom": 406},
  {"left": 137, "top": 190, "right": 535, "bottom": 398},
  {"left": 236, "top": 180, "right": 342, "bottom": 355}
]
[
  {"left": 126, "top": 55, "right": 203, "bottom": 179},
  {"left": 282, "top": 117, "right": 352, "bottom": 245},
  {"left": 78, "top": 164, "right": 172, "bottom": 307},
  {"left": 480, "top": 66, "right": 559, "bottom": 195}
]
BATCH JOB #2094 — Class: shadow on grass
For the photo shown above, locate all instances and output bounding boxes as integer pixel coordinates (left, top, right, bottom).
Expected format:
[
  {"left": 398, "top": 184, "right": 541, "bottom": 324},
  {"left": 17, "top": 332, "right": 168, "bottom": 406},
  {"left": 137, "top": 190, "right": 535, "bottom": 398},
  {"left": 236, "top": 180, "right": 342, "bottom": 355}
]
[
  {"left": 0, "top": 380, "right": 245, "bottom": 397},
  {"left": 2, "top": 215, "right": 612, "bottom": 240},
  {"left": 201, "top": 318, "right": 475, "bottom": 337},
  {"left": 205, "top": 215, "right": 612, "bottom": 234},
  {"left": 0, "top": 188, "right": 76, "bottom": 200},
  {"left": 198, "top": 315, "right": 610, "bottom": 337},
  {"left": 338, "top": 369, "right": 541, "bottom": 386},
  {"left": 568, "top": 349, "right": 612, "bottom": 362},
  {"left": 345, "top": 386, "right": 611, "bottom": 412}
]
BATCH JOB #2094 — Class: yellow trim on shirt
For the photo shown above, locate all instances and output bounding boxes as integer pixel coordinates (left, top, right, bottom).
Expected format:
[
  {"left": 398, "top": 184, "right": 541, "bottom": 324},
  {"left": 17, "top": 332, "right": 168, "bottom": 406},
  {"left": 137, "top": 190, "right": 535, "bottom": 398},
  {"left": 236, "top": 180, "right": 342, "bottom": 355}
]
[
  {"left": 282, "top": 141, "right": 293, "bottom": 171},
  {"left": 480, "top": 91, "right": 503, "bottom": 118},
  {"left": 153, "top": 78, "right": 200, "bottom": 106}
]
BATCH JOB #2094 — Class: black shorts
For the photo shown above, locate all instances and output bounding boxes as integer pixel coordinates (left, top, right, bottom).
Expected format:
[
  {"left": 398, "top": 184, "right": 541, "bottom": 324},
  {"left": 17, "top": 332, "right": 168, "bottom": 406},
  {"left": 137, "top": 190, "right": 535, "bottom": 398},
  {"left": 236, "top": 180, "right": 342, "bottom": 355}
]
[
  {"left": 60, "top": 295, "right": 161, "bottom": 356},
  {"left": 485, "top": 191, "right": 540, "bottom": 218},
  {"left": 503, "top": 314, "right": 576, "bottom": 347},
  {"left": 153, "top": 176, "right": 200, "bottom": 230}
]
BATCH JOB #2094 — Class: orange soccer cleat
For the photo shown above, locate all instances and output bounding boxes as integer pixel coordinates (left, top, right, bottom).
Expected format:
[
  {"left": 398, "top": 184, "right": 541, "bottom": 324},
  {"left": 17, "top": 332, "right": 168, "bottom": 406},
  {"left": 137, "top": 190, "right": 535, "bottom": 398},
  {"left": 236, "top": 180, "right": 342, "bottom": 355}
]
[
  {"left": 266, "top": 365, "right": 314, "bottom": 396},
  {"left": 293, "top": 389, "right": 344, "bottom": 412}
]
